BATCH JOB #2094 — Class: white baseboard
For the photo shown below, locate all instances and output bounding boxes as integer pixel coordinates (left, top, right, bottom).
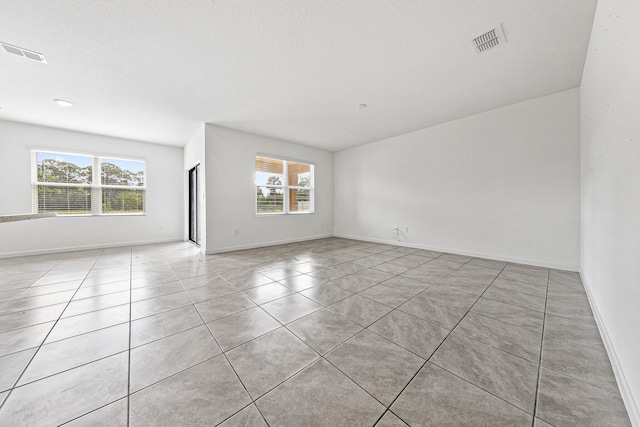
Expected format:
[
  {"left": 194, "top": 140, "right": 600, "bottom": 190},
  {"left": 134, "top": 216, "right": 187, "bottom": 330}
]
[
  {"left": 580, "top": 268, "right": 639, "bottom": 427},
  {"left": 333, "top": 233, "right": 579, "bottom": 271},
  {"left": 0, "top": 237, "right": 184, "bottom": 259},
  {"left": 0, "top": 232, "right": 579, "bottom": 272},
  {"left": 205, "top": 233, "right": 334, "bottom": 255}
]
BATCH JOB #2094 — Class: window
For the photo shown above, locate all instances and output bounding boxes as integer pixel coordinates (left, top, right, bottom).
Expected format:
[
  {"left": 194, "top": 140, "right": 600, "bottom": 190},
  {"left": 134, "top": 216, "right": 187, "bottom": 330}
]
[
  {"left": 255, "top": 155, "right": 313, "bottom": 215},
  {"left": 100, "top": 157, "right": 145, "bottom": 214},
  {"left": 32, "top": 150, "right": 146, "bottom": 215}
]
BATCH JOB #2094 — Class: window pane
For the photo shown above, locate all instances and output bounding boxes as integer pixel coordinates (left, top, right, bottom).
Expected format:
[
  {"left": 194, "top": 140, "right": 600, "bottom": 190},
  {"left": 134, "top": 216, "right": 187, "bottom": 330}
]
[
  {"left": 288, "top": 162, "right": 311, "bottom": 187},
  {"left": 289, "top": 188, "right": 312, "bottom": 213},
  {"left": 256, "top": 156, "right": 284, "bottom": 186},
  {"left": 38, "top": 185, "right": 91, "bottom": 215},
  {"left": 257, "top": 186, "right": 284, "bottom": 214},
  {"left": 102, "top": 188, "right": 145, "bottom": 214},
  {"left": 36, "top": 152, "right": 92, "bottom": 184},
  {"left": 101, "top": 158, "right": 145, "bottom": 186}
]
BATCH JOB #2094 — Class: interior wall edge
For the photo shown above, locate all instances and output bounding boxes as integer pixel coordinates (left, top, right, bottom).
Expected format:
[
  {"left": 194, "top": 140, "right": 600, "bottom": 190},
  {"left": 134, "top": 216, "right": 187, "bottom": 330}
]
[
  {"left": 205, "top": 233, "right": 334, "bottom": 255},
  {"left": 334, "top": 233, "right": 579, "bottom": 272},
  {"left": 580, "top": 268, "right": 640, "bottom": 427}
]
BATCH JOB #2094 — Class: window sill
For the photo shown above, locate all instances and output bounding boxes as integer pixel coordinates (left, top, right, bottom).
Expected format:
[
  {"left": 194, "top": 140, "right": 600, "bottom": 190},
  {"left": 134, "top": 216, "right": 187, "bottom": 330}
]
[
  {"left": 256, "top": 212, "right": 314, "bottom": 217},
  {"left": 36, "top": 213, "right": 147, "bottom": 217}
]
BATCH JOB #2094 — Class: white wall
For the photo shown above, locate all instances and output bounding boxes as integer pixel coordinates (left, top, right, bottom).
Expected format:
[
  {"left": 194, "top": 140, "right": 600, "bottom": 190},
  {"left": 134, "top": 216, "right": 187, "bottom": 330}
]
[
  {"left": 184, "top": 124, "right": 206, "bottom": 250},
  {"left": 580, "top": 0, "right": 640, "bottom": 422},
  {"left": 334, "top": 89, "right": 581, "bottom": 270},
  {"left": 0, "top": 120, "right": 184, "bottom": 257},
  {"left": 204, "top": 124, "right": 333, "bottom": 253}
]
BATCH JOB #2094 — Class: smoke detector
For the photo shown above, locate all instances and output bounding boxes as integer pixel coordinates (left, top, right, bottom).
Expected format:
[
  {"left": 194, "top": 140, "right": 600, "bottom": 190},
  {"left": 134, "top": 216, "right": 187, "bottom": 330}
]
[
  {"left": 1, "top": 42, "right": 47, "bottom": 63},
  {"left": 472, "top": 24, "right": 506, "bottom": 53}
]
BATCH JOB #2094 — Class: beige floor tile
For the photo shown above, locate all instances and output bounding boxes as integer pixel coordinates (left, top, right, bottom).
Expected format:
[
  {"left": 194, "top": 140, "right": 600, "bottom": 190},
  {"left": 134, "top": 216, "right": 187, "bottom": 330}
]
[
  {"left": 0, "top": 239, "right": 630, "bottom": 426},
  {"left": 256, "top": 359, "right": 385, "bottom": 426},
  {"left": 130, "top": 355, "right": 251, "bottom": 426},
  {"left": 326, "top": 330, "right": 424, "bottom": 406},
  {"left": 227, "top": 327, "right": 318, "bottom": 399}
]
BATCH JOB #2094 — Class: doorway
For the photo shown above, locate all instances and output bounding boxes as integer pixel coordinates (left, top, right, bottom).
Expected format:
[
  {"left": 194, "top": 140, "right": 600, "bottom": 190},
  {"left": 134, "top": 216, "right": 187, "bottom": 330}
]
[{"left": 188, "top": 164, "right": 200, "bottom": 245}]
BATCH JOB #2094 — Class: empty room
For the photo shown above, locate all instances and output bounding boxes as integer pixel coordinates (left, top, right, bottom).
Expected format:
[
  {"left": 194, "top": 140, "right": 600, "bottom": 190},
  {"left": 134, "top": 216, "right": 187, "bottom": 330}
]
[{"left": 0, "top": 1, "right": 638, "bottom": 426}]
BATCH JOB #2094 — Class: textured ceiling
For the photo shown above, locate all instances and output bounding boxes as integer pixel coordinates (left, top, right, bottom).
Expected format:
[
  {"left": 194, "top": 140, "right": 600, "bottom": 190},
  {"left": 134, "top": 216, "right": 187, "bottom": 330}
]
[{"left": 0, "top": 0, "right": 597, "bottom": 151}]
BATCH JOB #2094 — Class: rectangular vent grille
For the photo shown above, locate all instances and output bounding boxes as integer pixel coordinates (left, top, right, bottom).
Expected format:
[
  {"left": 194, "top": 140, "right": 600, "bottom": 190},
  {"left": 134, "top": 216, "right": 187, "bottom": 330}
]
[
  {"left": 472, "top": 24, "right": 506, "bottom": 53},
  {"left": 1, "top": 42, "right": 47, "bottom": 63}
]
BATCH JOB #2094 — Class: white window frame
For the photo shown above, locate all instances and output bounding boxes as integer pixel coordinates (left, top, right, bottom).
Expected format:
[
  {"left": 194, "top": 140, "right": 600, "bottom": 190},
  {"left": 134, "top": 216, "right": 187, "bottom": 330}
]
[
  {"left": 31, "top": 150, "right": 146, "bottom": 216},
  {"left": 255, "top": 154, "right": 314, "bottom": 216}
]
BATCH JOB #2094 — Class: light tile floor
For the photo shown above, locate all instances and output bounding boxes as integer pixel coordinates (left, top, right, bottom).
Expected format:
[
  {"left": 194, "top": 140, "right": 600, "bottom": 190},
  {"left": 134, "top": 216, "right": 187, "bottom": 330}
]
[{"left": 0, "top": 238, "right": 632, "bottom": 426}]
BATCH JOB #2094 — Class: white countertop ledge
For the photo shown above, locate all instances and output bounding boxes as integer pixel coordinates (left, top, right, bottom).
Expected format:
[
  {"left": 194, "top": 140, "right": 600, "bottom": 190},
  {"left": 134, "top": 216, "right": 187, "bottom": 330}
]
[{"left": 0, "top": 213, "right": 58, "bottom": 223}]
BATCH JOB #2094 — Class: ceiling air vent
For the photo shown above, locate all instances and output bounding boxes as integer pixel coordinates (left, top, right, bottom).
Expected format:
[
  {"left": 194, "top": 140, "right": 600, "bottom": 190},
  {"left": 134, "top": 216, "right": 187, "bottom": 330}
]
[
  {"left": 472, "top": 24, "right": 506, "bottom": 53},
  {"left": 1, "top": 42, "right": 47, "bottom": 63}
]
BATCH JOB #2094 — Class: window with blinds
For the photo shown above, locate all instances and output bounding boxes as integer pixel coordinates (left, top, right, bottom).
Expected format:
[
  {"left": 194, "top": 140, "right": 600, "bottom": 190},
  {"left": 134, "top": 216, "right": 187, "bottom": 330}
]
[
  {"left": 256, "top": 155, "right": 314, "bottom": 215},
  {"left": 32, "top": 150, "right": 146, "bottom": 215}
]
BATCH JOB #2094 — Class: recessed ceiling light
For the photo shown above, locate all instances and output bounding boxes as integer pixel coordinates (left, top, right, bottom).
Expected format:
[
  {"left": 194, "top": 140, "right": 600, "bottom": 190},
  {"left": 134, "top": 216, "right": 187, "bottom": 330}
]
[
  {"left": 53, "top": 99, "right": 74, "bottom": 107},
  {"left": 357, "top": 104, "right": 367, "bottom": 109}
]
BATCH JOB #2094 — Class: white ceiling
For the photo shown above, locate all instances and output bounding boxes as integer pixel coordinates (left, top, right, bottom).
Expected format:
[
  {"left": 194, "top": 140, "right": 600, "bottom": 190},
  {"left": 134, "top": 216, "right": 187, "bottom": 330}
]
[{"left": 0, "top": 0, "right": 597, "bottom": 152}]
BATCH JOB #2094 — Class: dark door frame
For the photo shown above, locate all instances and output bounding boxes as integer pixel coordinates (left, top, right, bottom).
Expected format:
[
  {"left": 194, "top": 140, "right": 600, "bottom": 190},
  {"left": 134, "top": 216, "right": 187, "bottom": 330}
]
[{"left": 188, "top": 164, "right": 200, "bottom": 245}]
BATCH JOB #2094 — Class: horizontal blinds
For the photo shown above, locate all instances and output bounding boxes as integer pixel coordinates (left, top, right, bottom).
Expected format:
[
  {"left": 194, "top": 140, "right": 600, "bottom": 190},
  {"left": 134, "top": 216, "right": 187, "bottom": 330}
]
[
  {"left": 102, "top": 188, "right": 144, "bottom": 214},
  {"left": 288, "top": 161, "right": 311, "bottom": 187},
  {"left": 32, "top": 150, "right": 146, "bottom": 215},
  {"left": 289, "top": 188, "right": 312, "bottom": 213},
  {"left": 256, "top": 156, "right": 283, "bottom": 174},
  {"left": 256, "top": 187, "right": 284, "bottom": 214},
  {"left": 38, "top": 186, "right": 92, "bottom": 215},
  {"left": 256, "top": 156, "right": 284, "bottom": 186}
]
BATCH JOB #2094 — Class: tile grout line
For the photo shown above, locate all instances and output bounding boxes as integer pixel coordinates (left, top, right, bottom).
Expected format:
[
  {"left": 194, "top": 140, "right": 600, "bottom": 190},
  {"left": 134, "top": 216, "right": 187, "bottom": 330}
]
[
  {"left": 1, "top": 289, "right": 202, "bottom": 347},
  {"left": 438, "top": 320, "right": 542, "bottom": 365},
  {"left": 0, "top": 254, "right": 76, "bottom": 311},
  {"left": 272, "top": 254, "right": 455, "bottom": 363},
  {"left": 17, "top": 251, "right": 448, "bottom": 424},
  {"left": 377, "top": 259, "right": 481, "bottom": 390},
  {"left": 470, "top": 309, "right": 543, "bottom": 333},
  {"left": 126, "top": 246, "right": 133, "bottom": 427},
  {"left": 268, "top": 255, "right": 475, "bottom": 426},
  {"left": 0, "top": 268, "right": 67, "bottom": 311},
  {"left": 202, "top": 248, "right": 406, "bottom": 424},
  {"left": 381, "top": 258, "right": 539, "bottom": 423},
  {"left": 196, "top": 250, "right": 403, "bottom": 340},
  {"left": 426, "top": 286, "right": 550, "bottom": 417},
  {"left": 9, "top": 351, "right": 131, "bottom": 390},
  {"left": 0, "top": 250, "right": 101, "bottom": 414},
  {"left": 531, "top": 268, "right": 551, "bottom": 426},
  {"left": 58, "top": 397, "right": 129, "bottom": 426},
  {"left": 320, "top": 350, "right": 396, "bottom": 416},
  {"left": 177, "top": 269, "right": 273, "bottom": 427},
  {"left": 328, "top": 256, "right": 478, "bottom": 425},
  {"left": 2, "top": 240, "right": 597, "bottom": 425}
]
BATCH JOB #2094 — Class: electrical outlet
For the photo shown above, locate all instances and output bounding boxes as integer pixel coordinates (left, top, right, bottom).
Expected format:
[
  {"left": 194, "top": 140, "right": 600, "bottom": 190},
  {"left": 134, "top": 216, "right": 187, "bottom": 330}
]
[{"left": 233, "top": 228, "right": 239, "bottom": 236}]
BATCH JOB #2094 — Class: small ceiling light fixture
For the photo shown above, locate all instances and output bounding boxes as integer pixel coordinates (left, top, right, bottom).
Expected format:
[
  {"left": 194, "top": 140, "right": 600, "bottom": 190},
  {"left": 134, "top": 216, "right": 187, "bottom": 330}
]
[
  {"left": 53, "top": 99, "right": 74, "bottom": 107},
  {"left": 1, "top": 42, "right": 48, "bottom": 63},
  {"left": 357, "top": 104, "right": 367, "bottom": 109}
]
